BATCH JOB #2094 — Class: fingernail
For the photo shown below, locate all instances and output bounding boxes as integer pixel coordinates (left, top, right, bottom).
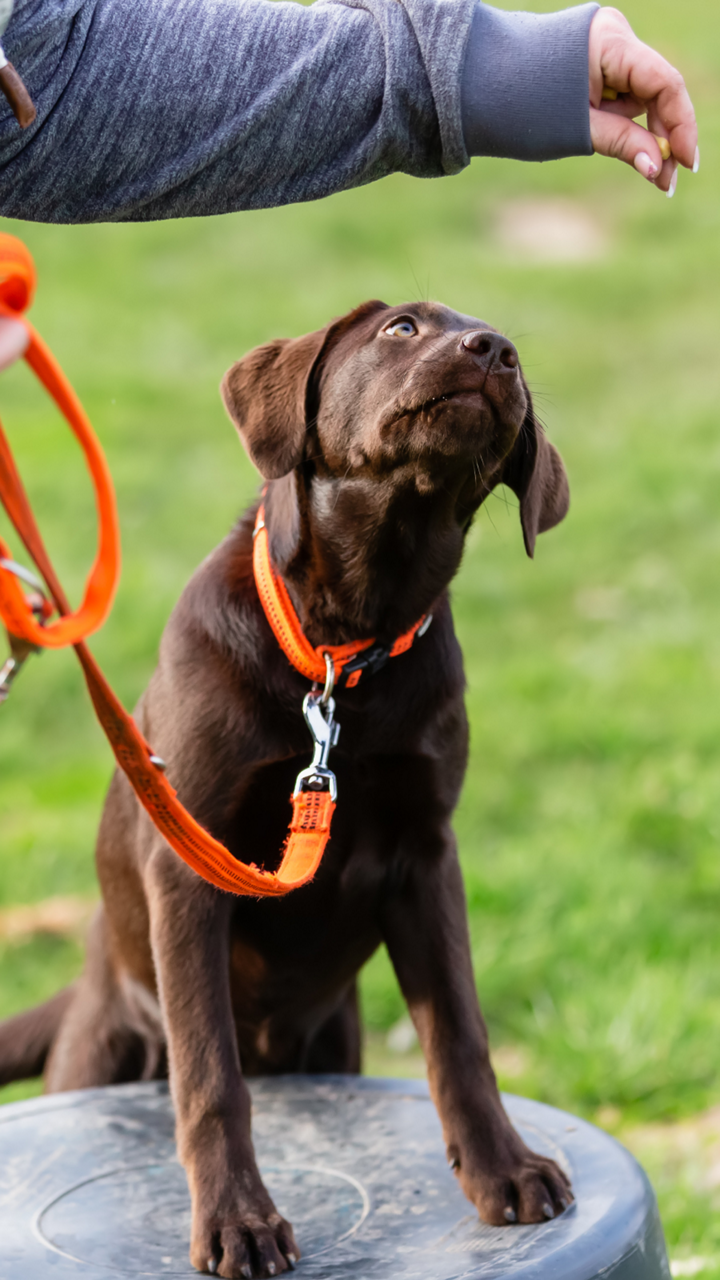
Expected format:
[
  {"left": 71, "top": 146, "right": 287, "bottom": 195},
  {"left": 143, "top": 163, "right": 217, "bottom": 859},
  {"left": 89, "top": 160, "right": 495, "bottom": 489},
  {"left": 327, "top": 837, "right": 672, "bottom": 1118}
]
[
  {"left": 503, "top": 1207, "right": 517, "bottom": 1223},
  {"left": 667, "top": 165, "right": 678, "bottom": 198},
  {"left": 287, "top": 1255, "right": 297, "bottom": 1267},
  {"left": 633, "top": 152, "right": 658, "bottom": 182},
  {"left": 543, "top": 1202, "right": 555, "bottom": 1219},
  {"left": 560, "top": 1197, "right": 570, "bottom": 1211},
  {"left": 267, "top": 1265, "right": 276, "bottom": 1277},
  {"left": 241, "top": 1267, "right": 252, "bottom": 1279},
  {"left": 207, "top": 1261, "right": 218, "bottom": 1276},
  {"left": 693, "top": 146, "right": 700, "bottom": 174}
]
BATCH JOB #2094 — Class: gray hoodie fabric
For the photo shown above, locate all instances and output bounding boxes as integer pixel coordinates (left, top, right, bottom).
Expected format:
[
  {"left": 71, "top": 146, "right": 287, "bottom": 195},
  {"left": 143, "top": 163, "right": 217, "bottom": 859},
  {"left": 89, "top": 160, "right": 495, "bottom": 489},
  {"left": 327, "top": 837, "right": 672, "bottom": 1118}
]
[{"left": 0, "top": 0, "right": 597, "bottom": 223}]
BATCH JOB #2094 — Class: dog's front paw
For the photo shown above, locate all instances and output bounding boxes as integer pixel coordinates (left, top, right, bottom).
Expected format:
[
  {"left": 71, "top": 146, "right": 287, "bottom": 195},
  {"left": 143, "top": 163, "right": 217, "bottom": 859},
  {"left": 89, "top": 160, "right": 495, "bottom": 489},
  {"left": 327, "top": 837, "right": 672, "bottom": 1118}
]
[
  {"left": 190, "top": 1183, "right": 299, "bottom": 1279},
  {"left": 448, "top": 1133, "right": 573, "bottom": 1227}
]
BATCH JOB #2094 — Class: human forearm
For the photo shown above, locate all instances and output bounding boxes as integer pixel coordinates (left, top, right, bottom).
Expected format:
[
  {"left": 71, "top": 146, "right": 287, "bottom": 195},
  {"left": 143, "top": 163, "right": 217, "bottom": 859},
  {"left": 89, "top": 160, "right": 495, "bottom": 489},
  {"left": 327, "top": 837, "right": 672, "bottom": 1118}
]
[
  {"left": 0, "top": 0, "right": 698, "bottom": 224},
  {"left": 0, "top": 0, "right": 601, "bottom": 224}
]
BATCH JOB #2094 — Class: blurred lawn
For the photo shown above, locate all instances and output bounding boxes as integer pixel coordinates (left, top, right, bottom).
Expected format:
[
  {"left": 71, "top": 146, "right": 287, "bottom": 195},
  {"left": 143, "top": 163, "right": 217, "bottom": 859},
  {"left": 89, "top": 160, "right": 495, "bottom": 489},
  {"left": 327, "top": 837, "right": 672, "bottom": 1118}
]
[{"left": 0, "top": 0, "right": 719, "bottom": 1268}]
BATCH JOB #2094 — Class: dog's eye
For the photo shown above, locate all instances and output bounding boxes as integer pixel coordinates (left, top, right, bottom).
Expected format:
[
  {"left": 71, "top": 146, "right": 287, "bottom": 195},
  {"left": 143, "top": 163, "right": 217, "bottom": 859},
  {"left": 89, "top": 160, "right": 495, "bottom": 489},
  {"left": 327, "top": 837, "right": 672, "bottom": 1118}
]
[{"left": 384, "top": 320, "right": 417, "bottom": 337}]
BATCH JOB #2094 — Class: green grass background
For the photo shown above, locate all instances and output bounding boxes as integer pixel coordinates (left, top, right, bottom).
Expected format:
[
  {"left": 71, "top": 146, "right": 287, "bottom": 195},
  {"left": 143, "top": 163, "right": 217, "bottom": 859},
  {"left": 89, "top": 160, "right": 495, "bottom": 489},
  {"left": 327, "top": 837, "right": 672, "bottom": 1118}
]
[{"left": 0, "top": 0, "right": 719, "bottom": 1267}]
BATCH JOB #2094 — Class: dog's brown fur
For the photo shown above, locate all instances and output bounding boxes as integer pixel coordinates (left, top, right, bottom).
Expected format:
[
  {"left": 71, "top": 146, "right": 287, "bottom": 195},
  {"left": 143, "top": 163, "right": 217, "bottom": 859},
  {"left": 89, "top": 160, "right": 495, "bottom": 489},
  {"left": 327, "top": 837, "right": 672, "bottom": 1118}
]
[{"left": 0, "top": 301, "right": 571, "bottom": 1278}]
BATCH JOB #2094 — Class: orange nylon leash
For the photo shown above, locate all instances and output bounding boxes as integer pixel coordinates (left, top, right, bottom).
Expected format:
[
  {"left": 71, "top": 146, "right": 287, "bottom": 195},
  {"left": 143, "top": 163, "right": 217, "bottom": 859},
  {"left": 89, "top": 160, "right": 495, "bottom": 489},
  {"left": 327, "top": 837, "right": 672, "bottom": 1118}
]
[{"left": 0, "top": 234, "right": 330, "bottom": 897}]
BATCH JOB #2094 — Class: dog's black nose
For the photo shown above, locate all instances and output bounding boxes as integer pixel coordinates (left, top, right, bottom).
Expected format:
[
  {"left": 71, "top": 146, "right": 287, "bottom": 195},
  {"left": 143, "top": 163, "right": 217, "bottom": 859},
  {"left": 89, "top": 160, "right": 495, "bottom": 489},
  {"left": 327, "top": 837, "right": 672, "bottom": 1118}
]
[{"left": 461, "top": 330, "right": 518, "bottom": 370}]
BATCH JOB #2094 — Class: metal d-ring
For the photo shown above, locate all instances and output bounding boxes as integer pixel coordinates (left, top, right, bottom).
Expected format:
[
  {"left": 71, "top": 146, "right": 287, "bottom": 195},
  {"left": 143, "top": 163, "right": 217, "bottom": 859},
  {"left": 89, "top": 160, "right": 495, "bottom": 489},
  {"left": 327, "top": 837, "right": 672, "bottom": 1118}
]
[
  {"left": 321, "top": 652, "right": 335, "bottom": 706},
  {"left": 0, "top": 557, "right": 46, "bottom": 595},
  {"left": 0, "top": 558, "right": 51, "bottom": 705},
  {"left": 0, "top": 557, "right": 51, "bottom": 625}
]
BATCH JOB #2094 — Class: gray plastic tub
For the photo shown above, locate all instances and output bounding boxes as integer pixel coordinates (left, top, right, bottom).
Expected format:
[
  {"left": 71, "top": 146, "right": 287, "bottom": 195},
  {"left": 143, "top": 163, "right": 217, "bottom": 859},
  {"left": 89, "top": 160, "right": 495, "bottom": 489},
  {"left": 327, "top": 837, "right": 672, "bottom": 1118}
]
[{"left": 0, "top": 1076, "right": 670, "bottom": 1278}]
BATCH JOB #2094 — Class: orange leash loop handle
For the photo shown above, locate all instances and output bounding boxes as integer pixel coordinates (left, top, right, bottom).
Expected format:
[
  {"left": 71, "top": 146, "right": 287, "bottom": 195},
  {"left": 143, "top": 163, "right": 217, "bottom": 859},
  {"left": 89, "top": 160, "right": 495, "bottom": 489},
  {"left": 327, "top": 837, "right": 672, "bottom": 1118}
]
[
  {"left": 0, "top": 234, "right": 327, "bottom": 898},
  {"left": 0, "top": 234, "right": 119, "bottom": 648},
  {"left": 252, "top": 507, "right": 428, "bottom": 683}
]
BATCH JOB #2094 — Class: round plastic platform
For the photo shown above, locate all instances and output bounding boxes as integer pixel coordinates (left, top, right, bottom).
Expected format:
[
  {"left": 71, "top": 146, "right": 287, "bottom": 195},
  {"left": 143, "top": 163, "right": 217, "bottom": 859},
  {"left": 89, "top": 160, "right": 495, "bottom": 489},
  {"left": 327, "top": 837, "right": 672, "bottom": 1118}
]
[{"left": 0, "top": 1076, "right": 669, "bottom": 1279}]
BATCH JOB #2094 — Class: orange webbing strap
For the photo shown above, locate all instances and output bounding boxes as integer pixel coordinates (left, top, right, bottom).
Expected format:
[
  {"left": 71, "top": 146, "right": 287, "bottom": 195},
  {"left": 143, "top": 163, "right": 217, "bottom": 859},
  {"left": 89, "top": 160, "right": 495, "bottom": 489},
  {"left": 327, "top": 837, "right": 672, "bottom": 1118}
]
[
  {"left": 0, "top": 234, "right": 327, "bottom": 898},
  {"left": 253, "top": 511, "right": 372, "bottom": 683},
  {"left": 0, "top": 238, "right": 120, "bottom": 648},
  {"left": 74, "top": 645, "right": 333, "bottom": 896},
  {"left": 285, "top": 790, "right": 336, "bottom": 881},
  {"left": 252, "top": 506, "right": 428, "bottom": 683}
]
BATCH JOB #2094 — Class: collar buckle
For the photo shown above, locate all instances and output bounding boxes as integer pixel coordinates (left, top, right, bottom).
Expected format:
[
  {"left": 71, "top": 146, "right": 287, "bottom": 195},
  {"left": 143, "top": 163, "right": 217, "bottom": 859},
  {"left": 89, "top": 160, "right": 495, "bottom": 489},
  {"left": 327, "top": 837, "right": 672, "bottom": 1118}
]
[{"left": 339, "top": 642, "right": 391, "bottom": 687}]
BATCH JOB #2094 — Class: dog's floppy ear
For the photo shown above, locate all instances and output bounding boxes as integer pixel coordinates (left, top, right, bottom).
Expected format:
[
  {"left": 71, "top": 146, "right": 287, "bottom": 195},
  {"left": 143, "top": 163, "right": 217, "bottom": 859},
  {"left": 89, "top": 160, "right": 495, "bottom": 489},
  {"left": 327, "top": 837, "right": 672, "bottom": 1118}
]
[
  {"left": 221, "top": 330, "right": 327, "bottom": 479},
  {"left": 221, "top": 300, "right": 389, "bottom": 480},
  {"left": 500, "top": 404, "right": 569, "bottom": 558}
]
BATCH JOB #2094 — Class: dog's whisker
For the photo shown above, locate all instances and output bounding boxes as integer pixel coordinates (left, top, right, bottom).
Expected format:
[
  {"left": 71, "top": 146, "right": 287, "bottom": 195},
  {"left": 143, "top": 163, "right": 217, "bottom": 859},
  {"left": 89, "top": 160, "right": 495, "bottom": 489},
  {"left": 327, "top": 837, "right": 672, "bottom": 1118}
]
[{"left": 482, "top": 501, "right": 501, "bottom": 536}]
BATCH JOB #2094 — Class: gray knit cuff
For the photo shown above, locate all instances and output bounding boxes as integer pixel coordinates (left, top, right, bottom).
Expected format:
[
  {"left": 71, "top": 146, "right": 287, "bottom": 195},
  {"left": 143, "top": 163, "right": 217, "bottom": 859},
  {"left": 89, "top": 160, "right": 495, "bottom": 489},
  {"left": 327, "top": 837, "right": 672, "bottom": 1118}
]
[{"left": 461, "top": 2, "right": 598, "bottom": 161}]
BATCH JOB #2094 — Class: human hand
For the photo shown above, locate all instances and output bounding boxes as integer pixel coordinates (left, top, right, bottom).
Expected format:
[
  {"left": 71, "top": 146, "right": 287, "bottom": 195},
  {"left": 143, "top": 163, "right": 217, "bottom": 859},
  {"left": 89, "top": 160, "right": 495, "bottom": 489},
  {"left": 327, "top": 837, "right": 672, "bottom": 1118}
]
[
  {"left": 588, "top": 7, "right": 698, "bottom": 196},
  {"left": 0, "top": 316, "right": 28, "bottom": 370}
]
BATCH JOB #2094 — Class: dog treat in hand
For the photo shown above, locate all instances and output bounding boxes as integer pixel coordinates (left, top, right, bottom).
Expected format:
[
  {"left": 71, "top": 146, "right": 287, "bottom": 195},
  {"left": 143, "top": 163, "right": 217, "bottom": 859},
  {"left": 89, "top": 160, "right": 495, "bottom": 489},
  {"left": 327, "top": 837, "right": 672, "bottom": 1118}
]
[
  {"left": 601, "top": 85, "right": 618, "bottom": 100},
  {"left": 653, "top": 133, "right": 672, "bottom": 161}
]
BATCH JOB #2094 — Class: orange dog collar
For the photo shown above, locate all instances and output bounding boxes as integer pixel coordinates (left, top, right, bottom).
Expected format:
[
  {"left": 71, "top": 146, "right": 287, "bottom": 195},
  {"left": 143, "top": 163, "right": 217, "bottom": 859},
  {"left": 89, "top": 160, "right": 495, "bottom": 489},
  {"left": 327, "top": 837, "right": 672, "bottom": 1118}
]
[{"left": 252, "top": 504, "right": 431, "bottom": 690}]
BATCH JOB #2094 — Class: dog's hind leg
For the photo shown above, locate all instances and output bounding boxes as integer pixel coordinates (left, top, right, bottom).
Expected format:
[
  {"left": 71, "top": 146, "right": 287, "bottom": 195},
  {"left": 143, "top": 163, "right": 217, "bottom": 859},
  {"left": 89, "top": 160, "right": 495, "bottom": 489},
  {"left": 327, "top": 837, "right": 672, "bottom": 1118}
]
[
  {"left": 303, "top": 981, "right": 362, "bottom": 1073},
  {"left": 44, "top": 906, "right": 165, "bottom": 1092},
  {"left": 0, "top": 984, "right": 75, "bottom": 1085}
]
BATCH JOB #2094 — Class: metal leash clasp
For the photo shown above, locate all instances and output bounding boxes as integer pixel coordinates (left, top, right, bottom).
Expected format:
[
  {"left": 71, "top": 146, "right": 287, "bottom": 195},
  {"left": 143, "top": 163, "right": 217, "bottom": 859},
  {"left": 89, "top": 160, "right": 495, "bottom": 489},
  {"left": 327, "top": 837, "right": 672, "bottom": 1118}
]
[
  {"left": 0, "top": 558, "right": 48, "bottom": 704},
  {"left": 293, "top": 654, "right": 341, "bottom": 802}
]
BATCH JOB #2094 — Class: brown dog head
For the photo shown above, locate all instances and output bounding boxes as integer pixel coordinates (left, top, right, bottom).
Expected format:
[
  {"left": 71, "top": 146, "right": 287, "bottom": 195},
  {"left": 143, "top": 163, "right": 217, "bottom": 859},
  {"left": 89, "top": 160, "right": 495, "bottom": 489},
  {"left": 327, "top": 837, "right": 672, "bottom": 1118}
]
[{"left": 221, "top": 300, "right": 568, "bottom": 558}]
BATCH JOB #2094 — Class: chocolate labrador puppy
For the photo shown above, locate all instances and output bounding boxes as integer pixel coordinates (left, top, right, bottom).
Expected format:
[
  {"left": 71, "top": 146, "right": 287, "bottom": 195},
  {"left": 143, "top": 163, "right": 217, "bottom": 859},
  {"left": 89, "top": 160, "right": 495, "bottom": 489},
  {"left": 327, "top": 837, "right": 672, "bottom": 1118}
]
[{"left": 0, "top": 300, "right": 571, "bottom": 1279}]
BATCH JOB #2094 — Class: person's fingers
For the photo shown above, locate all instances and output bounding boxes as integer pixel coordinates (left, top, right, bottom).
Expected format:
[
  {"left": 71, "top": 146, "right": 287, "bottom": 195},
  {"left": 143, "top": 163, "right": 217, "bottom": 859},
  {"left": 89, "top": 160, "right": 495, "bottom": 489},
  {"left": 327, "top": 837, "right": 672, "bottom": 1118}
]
[
  {"left": 0, "top": 317, "right": 29, "bottom": 371},
  {"left": 588, "top": 7, "right": 632, "bottom": 106},
  {"left": 596, "top": 94, "right": 651, "bottom": 122},
  {"left": 644, "top": 101, "right": 674, "bottom": 188},
  {"left": 590, "top": 107, "right": 664, "bottom": 181},
  {"left": 629, "top": 61, "right": 696, "bottom": 170},
  {"left": 589, "top": 8, "right": 698, "bottom": 172}
]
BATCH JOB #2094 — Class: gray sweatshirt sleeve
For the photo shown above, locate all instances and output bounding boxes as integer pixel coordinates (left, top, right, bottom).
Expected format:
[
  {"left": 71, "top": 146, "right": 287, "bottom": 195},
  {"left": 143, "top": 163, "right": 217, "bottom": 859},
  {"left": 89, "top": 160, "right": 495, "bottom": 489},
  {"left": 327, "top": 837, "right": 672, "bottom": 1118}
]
[
  {"left": 462, "top": 2, "right": 597, "bottom": 160},
  {"left": 0, "top": 0, "right": 596, "bottom": 225}
]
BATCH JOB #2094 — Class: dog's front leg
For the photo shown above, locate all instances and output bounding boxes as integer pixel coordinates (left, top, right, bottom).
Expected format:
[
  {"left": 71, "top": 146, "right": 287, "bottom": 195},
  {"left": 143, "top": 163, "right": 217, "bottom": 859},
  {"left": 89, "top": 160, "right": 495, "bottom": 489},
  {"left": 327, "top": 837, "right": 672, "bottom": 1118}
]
[
  {"left": 146, "top": 848, "right": 299, "bottom": 1279},
  {"left": 382, "top": 827, "right": 572, "bottom": 1227}
]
